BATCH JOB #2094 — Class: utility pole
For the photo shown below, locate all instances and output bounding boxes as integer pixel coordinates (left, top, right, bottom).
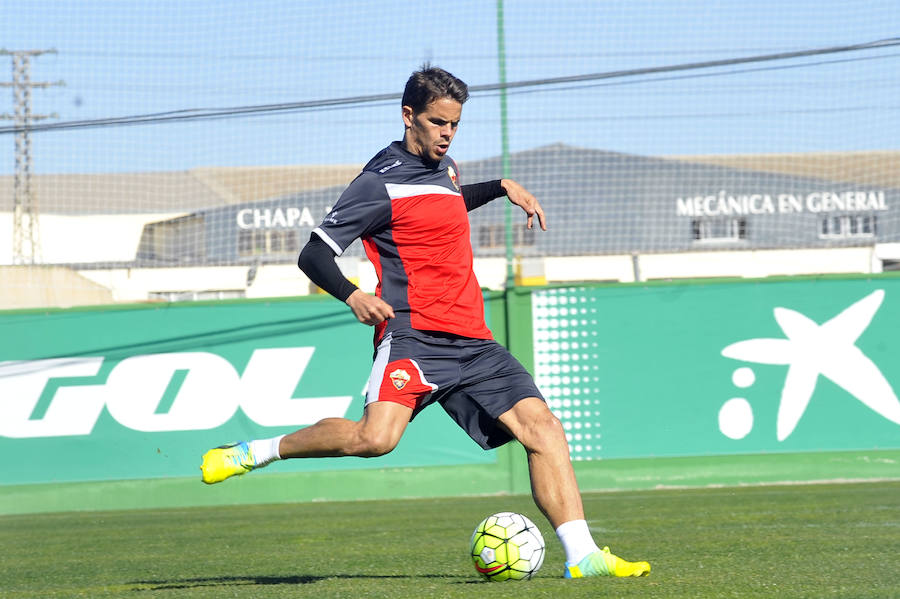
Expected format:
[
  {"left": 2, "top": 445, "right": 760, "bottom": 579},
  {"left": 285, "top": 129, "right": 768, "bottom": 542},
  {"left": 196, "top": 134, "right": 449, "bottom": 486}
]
[{"left": 0, "top": 49, "right": 62, "bottom": 265}]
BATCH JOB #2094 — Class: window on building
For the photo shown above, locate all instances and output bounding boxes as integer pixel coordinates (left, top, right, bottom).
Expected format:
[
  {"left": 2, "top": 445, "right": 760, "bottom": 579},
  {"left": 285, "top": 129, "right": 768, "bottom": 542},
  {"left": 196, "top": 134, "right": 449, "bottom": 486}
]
[
  {"left": 238, "top": 230, "right": 265, "bottom": 256},
  {"left": 517, "top": 226, "right": 536, "bottom": 247},
  {"left": 477, "top": 224, "right": 537, "bottom": 248},
  {"left": 818, "top": 214, "right": 876, "bottom": 239},
  {"left": 277, "top": 230, "right": 300, "bottom": 254},
  {"left": 691, "top": 218, "right": 747, "bottom": 242},
  {"left": 238, "top": 230, "right": 300, "bottom": 257},
  {"left": 238, "top": 230, "right": 256, "bottom": 255}
]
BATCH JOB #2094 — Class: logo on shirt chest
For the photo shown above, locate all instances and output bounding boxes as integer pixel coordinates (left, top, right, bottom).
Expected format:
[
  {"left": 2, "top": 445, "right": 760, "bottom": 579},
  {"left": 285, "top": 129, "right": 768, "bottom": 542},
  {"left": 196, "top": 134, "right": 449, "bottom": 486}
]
[{"left": 447, "top": 166, "right": 460, "bottom": 191}]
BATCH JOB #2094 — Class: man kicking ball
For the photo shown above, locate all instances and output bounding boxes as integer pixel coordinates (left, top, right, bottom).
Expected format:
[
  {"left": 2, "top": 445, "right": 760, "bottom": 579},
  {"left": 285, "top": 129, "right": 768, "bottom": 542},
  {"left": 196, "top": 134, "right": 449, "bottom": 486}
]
[{"left": 201, "top": 64, "right": 650, "bottom": 580}]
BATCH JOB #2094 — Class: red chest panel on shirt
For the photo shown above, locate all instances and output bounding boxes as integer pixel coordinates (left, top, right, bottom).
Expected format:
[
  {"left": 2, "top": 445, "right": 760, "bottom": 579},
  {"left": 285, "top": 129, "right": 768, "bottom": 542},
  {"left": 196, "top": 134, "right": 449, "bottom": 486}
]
[
  {"left": 384, "top": 183, "right": 490, "bottom": 339},
  {"left": 390, "top": 192, "right": 469, "bottom": 260}
]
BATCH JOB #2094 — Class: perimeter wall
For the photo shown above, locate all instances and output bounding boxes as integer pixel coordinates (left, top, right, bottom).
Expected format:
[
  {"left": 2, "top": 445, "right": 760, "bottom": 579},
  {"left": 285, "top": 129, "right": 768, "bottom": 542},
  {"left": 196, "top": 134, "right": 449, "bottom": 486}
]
[{"left": 2, "top": 275, "right": 899, "bottom": 514}]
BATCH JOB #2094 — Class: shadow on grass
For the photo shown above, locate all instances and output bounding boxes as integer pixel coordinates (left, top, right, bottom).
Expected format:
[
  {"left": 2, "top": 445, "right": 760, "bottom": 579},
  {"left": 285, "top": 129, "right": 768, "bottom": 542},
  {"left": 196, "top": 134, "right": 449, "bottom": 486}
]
[{"left": 131, "top": 573, "right": 472, "bottom": 591}]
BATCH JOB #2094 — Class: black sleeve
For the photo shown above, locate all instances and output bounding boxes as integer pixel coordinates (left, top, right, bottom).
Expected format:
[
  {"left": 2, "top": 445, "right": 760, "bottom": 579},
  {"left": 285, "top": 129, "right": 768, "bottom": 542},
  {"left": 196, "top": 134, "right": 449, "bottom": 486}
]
[
  {"left": 461, "top": 179, "right": 505, "bottom": 211},
  {"left": 297, "top": 234, "right": 359, "bottom": 302}
]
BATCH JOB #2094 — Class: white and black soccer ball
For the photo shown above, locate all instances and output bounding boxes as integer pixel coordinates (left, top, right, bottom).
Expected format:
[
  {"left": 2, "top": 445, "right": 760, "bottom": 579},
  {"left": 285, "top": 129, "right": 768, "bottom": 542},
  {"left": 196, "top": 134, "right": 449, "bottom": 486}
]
[{"left": 470, "top": 511, "right": 545, "bottom": 581}]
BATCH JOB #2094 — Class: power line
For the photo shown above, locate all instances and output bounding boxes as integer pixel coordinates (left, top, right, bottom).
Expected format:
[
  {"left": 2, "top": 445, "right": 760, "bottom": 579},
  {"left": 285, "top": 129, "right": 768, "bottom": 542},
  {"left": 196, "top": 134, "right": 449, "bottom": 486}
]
[
  {"left": 505, "top": 104, "right": 900, "bottom": 123},
  {"left": 489, "top": 51, "right": 900, "bottom": 100},
  {"left": 61, "top": 45, "right": 808, "bottom": 62},
  {"left": 0, "top": 37, "right": 897, "bottom": 136},
  {"left": 470, "top": 38, "right": 900, "bottom": 93}
]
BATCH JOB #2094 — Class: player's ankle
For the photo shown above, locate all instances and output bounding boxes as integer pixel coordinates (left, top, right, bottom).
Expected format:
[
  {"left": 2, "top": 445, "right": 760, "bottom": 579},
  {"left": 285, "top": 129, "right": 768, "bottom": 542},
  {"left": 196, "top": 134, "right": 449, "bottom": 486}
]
[
  {"left": 556, "top": 519, "right": 600, "bottom": 565},
  {"left": 248, "top": 435, "right": 285, "bottom": 467}
]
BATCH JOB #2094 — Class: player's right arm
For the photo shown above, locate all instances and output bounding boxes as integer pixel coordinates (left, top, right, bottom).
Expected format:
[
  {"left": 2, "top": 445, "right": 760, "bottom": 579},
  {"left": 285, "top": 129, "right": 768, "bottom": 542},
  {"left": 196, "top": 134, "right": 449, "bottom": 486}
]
[
  {"left": 298, "top": 171, "right": 395, "bottom": 326},
  {"left": 297, "top": 237, "right": 394, "bottom": 325},
  {"left": 345, "top": 289, "right": 395, "bottom": 325}
]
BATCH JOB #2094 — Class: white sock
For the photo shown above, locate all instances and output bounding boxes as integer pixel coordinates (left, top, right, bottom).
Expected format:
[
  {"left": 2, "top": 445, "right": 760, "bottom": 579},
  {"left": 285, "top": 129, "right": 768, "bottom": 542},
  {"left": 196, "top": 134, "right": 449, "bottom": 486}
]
[
  {"left": 248, "top": 434, "right": 285, "bottom": 467},
  {"left": 556, "top": 519, "right": 601, "bottom": 565}
]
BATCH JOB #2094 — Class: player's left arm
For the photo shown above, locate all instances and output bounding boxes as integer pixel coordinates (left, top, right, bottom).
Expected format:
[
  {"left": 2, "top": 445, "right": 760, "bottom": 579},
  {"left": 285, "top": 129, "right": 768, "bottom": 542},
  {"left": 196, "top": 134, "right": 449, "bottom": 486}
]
[
  {"left": 460, "top": 178, "right": 547, "bottom": 231},
  {"left": 500, "top": 178, "right": 547, "bottom": 231}
]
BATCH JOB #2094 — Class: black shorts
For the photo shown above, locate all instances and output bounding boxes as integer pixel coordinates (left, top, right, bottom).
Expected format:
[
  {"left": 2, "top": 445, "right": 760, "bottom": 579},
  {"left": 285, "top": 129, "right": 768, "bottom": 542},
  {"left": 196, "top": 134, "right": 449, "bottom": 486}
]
[{"left": 365, "top": 329, "right": 545, "bottom": 449}]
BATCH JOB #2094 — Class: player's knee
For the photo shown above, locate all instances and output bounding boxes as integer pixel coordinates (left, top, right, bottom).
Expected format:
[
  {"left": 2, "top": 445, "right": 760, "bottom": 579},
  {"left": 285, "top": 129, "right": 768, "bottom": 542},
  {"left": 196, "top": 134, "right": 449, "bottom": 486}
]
[
  {"left": 355, "top": 428, "right": 399, "bottom": 458},
  {"left": 535, "top": 408, "right": 565, "bottom": 439},
  {"left": 519, "top": 406, "right": 565, "bottom": 452}
]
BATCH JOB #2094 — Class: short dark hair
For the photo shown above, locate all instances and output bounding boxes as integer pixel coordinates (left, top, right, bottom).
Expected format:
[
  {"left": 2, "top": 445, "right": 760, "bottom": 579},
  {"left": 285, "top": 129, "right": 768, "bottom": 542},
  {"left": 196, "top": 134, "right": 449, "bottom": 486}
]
[{"left": 402, "top": 64, "right": 469, "bottom": 113}]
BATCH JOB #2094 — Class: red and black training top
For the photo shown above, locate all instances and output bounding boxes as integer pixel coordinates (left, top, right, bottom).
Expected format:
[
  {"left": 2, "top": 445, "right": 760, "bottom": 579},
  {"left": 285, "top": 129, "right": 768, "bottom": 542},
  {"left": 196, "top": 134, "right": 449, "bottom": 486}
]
[{"left": 310, "top": 141, "right": 504, "bottom": 345}]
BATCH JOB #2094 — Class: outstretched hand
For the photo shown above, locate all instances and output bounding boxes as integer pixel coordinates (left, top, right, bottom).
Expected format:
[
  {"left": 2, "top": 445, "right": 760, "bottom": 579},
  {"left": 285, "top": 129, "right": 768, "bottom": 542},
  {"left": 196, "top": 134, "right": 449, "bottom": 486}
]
[{"left": 501, "top": 179, "right": 547, "bottom": 231}]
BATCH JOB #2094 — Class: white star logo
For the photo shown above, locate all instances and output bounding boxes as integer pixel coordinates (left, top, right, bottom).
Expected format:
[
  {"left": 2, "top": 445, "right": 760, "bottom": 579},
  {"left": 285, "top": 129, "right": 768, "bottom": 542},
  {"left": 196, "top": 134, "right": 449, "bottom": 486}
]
[{"left": 721, "top": 290, "right": 900, "bottom": 441}]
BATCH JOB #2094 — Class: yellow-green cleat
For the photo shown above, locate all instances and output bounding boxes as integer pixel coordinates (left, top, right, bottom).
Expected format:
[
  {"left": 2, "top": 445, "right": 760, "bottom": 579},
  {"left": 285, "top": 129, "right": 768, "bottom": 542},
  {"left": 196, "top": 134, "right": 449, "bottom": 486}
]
[
  {"left": 564, "top": 546, "right": 651, "bottom": 578},
  {"left": 200, "top": 441, "right": 256, "bottom": 484}
]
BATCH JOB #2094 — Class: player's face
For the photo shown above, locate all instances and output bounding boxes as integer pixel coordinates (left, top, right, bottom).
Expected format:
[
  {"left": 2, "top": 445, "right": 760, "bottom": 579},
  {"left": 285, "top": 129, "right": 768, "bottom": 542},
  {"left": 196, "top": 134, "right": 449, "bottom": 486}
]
[{"left": 402, "top": 97, "right": 462, "bottom": 164}]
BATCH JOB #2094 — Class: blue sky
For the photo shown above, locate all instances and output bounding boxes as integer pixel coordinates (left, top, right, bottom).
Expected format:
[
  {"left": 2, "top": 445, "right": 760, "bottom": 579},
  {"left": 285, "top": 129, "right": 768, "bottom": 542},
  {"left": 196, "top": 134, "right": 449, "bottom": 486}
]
[{"left": 1, "top": 0, "right": 898, "bottom": 173}]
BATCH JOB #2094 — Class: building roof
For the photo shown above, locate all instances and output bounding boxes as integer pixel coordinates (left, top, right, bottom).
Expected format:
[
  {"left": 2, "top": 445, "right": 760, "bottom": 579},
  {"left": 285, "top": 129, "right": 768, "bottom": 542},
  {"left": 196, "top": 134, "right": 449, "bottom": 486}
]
[
  {"left": 1, "top": 148, "right": 897, "bottom": 215},
  {"left": 0, "top": 164, "right": 361, "bottom": 215},
  {"left": 668, "top": 151, "right": 900, "bottom": 189}
]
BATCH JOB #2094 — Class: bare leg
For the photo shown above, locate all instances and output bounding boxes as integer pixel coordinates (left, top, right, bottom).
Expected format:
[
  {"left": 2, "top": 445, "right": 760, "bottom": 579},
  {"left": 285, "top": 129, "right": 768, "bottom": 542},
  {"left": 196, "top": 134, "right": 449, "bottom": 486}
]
[
  {"left": 278, "top": 400, "right": 412, "bottom": 459},
  {"left": 498, "top": 396, "right": 584, "bottom": 528}
]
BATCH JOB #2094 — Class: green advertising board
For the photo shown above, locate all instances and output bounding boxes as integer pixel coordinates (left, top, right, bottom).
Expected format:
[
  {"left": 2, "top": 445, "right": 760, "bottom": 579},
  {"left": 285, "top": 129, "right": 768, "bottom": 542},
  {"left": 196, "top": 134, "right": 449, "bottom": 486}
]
[
  {"left": 0, "top": 297, "right": 492, "bottom": 486},
  {"left": 532, "top": 277, "right": 900, "bottom": 460},
  {"left": 2, "top": 277, "right": 899, "bottom": 514}
]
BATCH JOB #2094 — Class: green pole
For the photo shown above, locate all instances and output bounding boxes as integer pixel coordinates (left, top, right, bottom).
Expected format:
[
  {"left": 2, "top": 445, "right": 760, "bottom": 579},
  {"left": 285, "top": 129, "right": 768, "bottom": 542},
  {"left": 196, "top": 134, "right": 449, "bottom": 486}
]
[
  {"left": 495, "top": 0, "right": 525, "bottom": 496},
  {"left": 496, "top": 0, "right": 514, "bottom": 290}
]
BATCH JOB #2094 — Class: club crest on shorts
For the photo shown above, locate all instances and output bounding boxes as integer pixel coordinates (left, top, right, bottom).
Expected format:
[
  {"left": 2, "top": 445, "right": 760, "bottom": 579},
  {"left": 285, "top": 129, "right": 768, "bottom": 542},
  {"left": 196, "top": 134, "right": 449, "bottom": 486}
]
[
  {"left": 447, "top": 165, "right": 460, "bottom": 191},
  {"left": 389, "top": 368, "right": 411, "bottom": 390}
]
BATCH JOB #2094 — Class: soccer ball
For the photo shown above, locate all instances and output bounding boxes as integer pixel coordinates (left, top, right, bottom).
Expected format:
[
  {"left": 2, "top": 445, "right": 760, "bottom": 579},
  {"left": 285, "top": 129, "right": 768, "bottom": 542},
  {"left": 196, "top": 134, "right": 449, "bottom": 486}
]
[{"left": 470, "top": 511, "right": 545, "bottom": 581}]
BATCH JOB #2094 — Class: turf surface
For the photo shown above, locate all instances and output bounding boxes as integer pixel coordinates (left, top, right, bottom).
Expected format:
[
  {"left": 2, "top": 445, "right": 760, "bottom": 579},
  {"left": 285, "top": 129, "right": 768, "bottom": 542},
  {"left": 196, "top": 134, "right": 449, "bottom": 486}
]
[{"left": 2, "top": 480, "right": 898, "bottom": 598}]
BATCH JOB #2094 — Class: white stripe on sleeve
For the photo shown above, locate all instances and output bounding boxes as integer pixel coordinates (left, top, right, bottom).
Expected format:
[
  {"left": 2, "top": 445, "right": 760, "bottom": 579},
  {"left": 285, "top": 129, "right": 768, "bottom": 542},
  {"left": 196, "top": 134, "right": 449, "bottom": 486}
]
[{"left": 312, "top": 227, "right": 344, "bottom": 256}]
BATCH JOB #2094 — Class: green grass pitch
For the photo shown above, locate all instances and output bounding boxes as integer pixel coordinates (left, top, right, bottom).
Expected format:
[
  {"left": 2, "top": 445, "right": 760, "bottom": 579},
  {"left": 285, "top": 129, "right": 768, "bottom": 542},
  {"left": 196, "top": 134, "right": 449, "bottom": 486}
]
[{"left": 2, "top": 481, "right": 898, "bottom": 598}]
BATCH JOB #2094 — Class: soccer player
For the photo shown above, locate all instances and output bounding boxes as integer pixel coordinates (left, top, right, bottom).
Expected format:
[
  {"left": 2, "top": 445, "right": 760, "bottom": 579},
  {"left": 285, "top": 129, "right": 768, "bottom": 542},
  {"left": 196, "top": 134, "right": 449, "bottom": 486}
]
[{"left": 201, "top": 65, "right": 650, "bottom": 580}]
